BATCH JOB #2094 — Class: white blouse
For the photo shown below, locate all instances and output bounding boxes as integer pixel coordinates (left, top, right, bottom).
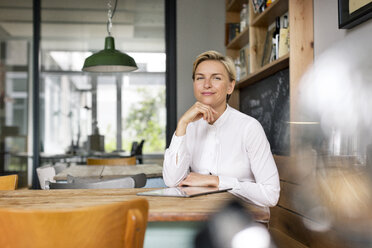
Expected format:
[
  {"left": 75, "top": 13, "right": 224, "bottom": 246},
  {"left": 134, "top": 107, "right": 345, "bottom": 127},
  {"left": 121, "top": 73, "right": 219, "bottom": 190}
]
[{"left": 162, "top": 105, "right": 280, "bottom": 207}]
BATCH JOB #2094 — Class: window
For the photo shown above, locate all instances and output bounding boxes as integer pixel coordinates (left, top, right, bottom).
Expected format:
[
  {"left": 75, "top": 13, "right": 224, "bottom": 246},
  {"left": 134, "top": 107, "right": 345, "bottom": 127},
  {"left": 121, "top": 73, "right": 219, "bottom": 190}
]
[{"left": 0, "top": 0, "right": 172, "bottom": 187}]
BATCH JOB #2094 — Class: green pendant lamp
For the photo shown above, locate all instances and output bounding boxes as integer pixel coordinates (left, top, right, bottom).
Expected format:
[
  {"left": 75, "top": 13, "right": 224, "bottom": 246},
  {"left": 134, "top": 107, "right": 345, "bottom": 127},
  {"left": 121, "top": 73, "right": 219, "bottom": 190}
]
[
  {"left": 82, "top": 36, "right": 137, "bottom": 72},
  {"left": 82, "top": 0, "right": 137, "bottom": 72}
]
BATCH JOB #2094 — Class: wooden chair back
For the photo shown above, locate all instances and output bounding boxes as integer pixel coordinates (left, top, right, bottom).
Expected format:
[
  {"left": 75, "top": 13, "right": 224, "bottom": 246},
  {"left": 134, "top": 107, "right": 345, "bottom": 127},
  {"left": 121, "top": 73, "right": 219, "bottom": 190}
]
[
  {"left": 86, "top": 156, "right": 137, "bottom": 166},
  {"left": 0, "top": 199, "right": 149, "bottom": 248},
  {"left": 0, "top": 175, "right": 18, "bottom": 190}
]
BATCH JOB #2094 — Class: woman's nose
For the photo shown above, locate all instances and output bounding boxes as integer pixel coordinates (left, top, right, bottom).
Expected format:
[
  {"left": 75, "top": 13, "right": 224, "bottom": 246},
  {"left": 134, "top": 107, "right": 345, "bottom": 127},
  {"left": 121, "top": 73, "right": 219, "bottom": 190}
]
[{"left": 203, "top": 78, "right": 212, "bottom": 88}]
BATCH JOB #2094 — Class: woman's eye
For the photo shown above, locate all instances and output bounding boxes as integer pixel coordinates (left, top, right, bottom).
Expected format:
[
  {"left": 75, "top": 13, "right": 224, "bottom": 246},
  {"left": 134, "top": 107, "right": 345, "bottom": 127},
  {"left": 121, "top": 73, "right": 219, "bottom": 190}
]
[
  {"left": 196, "top": 77, "right": 204, "bottom": 80},
  {"left": 213, "top": 76, "right": 221, "bottom": 80}
]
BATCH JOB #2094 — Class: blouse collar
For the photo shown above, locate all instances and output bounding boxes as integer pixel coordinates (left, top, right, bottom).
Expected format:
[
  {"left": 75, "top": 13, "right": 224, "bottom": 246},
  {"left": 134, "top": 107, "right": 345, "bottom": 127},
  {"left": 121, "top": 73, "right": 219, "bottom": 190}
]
[{"left": 208, "top": 104, "right": 231, "bottom": 128}]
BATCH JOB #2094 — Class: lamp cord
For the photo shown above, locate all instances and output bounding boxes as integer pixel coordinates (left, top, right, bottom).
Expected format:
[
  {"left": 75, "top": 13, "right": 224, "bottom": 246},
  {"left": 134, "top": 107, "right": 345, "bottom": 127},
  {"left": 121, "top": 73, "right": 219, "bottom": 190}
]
[{"left": 106, "top": 0, "right": 118, "bottom": 36}]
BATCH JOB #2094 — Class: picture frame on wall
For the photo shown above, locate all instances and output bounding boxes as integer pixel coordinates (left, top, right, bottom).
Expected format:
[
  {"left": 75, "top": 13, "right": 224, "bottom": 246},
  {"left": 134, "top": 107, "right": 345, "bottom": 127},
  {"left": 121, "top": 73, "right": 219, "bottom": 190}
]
[{"left": 338, "top": 0, "right": 372, "bottom": 29}]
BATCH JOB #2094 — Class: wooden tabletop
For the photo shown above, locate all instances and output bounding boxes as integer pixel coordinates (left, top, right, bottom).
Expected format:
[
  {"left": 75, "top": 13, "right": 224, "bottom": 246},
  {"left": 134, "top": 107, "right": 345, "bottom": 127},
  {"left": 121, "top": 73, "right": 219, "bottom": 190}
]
[
  {"left": 54, "top": 164, "right": 163, "bottom": 181},
  {"left": 0, "top": 189, "right": 270, "bottom": 223}
]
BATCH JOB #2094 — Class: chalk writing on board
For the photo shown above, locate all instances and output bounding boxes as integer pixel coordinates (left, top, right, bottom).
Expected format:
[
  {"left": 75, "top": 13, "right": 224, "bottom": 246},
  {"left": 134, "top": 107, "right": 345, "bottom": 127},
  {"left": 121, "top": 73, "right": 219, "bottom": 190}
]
[
  {"left": 249, "top": 99, "right": 260, "bottom": 108},
  {"left": 240, "top": 69, "right": 289, "bottom": 155}
]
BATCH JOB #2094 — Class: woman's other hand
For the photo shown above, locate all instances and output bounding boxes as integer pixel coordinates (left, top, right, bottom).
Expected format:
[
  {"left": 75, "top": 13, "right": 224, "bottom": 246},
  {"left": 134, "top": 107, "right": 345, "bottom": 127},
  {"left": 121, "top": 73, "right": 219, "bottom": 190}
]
[
  {"left": 175, "top": 102, "right": 217, "bottom": 136},
  {"left": 178, "top": 172, "right": 219, "bottom": 187}
]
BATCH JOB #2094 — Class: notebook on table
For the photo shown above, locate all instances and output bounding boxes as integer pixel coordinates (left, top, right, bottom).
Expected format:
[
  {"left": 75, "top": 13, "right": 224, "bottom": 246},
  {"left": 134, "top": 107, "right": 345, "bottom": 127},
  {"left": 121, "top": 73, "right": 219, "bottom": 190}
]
[{"left": 136, "top": 186, "right": 232, "bottom": 198}]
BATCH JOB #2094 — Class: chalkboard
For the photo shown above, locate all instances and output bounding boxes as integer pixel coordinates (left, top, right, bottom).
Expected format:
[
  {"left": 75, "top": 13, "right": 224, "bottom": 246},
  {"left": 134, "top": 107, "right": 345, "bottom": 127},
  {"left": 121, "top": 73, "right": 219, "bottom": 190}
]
[{"left": 240, "top": 69, "right": 289, "bottom": 155}]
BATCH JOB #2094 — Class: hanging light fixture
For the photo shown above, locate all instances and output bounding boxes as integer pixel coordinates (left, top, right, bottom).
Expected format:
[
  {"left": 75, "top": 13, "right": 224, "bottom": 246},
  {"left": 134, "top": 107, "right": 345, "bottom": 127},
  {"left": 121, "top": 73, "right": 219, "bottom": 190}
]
[{"left": 82, "top": 0, "right": 137, "bottom": 72}]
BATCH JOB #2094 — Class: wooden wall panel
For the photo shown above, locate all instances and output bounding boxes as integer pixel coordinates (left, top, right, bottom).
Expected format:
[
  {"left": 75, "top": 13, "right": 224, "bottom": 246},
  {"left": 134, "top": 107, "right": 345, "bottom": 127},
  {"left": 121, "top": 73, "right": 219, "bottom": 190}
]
[
  {"left": 274, "top": 155, "right": 316, "bottom": 184},
  {"left": 309, "top": 230, "right": 355, "bottom": 248},
  {"left": 270, "top": 206, "right": 312, "bottom": 246},
  {"left": 270, "top": 228, "right": 308, "bottom": 248}
]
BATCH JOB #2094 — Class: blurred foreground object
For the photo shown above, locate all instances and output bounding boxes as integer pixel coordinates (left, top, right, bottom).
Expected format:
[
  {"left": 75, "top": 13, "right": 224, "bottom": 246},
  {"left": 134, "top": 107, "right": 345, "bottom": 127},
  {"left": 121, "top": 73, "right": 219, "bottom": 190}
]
[
  {"left": 195, "top": 200, "right": 276, "bottom": 248},
  {"left": 294, "top": 166, "right": 372, "bottom": 247},
  {"left": 292, "top": 31, "right": 372, "bottom": 247}
]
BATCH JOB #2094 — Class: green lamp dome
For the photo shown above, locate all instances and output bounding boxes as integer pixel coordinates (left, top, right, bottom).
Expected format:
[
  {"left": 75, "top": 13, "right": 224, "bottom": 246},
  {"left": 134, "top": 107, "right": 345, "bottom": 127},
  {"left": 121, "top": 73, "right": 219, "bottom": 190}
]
[{"left": 82, "top": 36, "right": 138, "bottom": 72}]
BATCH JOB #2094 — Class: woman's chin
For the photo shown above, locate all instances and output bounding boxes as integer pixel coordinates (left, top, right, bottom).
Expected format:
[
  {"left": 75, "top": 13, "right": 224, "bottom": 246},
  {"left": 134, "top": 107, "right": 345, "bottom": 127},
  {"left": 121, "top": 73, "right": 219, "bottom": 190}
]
[
  {"left": 199, "top": 100, "right": 215, "bottom": 106},
  {"left": 198, "top": 99, "right": 226, "bottom": 109},
  {"left": 196, "top": 96, "right": 215, "bottom": 104}
]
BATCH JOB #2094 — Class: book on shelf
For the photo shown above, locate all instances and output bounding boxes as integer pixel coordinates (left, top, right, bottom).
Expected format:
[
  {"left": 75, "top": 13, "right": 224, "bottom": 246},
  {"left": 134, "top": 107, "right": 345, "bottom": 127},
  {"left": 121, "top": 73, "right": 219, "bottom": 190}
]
[
  {"left": 261, "top": 21, "right": 275, "bottom": 66},
  {"left": 262, "top": 12, "right": 289, "bottom": 65},
  {"left": 226, "top": 23, "right": 240, "bottom": 44},
  {"left": 278, "top": 27, "right": 289, "bottom": 57}
]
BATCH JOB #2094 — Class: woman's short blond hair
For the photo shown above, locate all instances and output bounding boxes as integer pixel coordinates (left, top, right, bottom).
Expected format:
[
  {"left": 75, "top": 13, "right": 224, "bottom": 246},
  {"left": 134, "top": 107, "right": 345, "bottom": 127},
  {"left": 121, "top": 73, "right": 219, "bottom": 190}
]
[{"left": 192, "top": 50, "right": 236, "bottom": 82}]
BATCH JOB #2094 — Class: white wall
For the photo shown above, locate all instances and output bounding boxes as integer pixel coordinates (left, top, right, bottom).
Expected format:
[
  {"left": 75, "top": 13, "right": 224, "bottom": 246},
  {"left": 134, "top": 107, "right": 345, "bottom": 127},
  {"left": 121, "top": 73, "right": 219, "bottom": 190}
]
[
  {"left": 314, "top": 0, "right": 372, "bottom": 58},
  {"left": 176, "top": 0, "right": 225, "bottom": 120}
]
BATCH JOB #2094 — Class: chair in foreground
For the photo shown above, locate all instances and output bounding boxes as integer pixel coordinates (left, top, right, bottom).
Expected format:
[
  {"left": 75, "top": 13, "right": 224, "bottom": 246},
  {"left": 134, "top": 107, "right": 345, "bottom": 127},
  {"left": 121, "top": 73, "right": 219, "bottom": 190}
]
[
  {"left": 0, "top": 174, "right": 18, "bottom": 190},
  {"left": 0, "top": 199, "right": 149, "bottom": 248},
  {"left": 87, "top": 156, "right": 137, "bottom": 166},
  {"left": 46, "top": 173, "right": 147, "bottom": 189}
]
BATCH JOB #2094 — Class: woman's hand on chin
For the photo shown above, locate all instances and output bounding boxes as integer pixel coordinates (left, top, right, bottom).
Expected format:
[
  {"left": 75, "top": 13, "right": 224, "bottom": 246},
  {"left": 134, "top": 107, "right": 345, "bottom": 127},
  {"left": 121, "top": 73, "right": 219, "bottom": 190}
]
[
  {"left": 175, "top": 102, "right": 217, "bottom": 136},
  {"left": 178, "top": 172, "right": 219, "bottom": 187}
]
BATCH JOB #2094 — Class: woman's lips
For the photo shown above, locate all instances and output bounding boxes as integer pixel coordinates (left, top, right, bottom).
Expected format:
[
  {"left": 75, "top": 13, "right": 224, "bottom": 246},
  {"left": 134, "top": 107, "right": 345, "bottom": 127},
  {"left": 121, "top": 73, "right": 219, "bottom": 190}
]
[{"left": 202, "top": 92, "right": 214, "bottom": 96}]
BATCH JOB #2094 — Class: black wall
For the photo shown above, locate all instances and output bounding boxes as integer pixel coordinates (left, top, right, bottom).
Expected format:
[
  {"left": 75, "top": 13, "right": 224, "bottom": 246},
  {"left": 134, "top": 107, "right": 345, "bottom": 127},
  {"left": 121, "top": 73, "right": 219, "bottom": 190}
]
[{"left": 240, "top": 69, "right": 290, "bottom": 155}]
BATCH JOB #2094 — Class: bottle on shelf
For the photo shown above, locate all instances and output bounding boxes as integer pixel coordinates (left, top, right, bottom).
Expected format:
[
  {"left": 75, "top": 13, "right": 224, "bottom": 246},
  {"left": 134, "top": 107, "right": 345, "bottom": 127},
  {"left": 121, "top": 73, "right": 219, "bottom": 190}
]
[
  {"left": 283, "top": 14, "right": 288, "bottom": 28},
  {"left": 245, "top": 3, "right": 250, "bottom": 27},
  {"left": 234, "top": 57, "right": 241, "bottom": 82},
  {"left": 270, "top": 16, "right": 280, "bottom": 62},
  {"left": 240, "top": 4, "right": 248, "bottom": 32}
]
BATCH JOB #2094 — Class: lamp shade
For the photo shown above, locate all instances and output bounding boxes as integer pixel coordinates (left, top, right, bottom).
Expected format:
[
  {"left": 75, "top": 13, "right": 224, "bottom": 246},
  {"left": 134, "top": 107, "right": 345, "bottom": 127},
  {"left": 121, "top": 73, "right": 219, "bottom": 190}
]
[{"left": 82, "top": 36, "right": 138, "bottom": 72}]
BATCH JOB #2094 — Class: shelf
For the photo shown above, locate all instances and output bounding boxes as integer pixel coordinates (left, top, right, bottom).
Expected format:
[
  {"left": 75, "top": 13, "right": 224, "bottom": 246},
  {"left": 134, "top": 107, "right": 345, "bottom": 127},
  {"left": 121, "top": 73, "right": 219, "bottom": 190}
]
[
  {"left": 236, "top": 53, "right": 289, "bottom": 88},
  {"left": 251, "top": 0, "right": 288, "bottom": 26},
  {"left": 226, "top": 27, "right": 249, "bottom": 50},
  {"left": 226, "top": 0, "right": 246, "bottom": 12}
]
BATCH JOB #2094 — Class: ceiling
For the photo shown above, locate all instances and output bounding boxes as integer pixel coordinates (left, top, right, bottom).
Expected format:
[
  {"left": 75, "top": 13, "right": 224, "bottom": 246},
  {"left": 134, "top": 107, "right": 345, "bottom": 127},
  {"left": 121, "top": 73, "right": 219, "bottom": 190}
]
[{"left": 0, "top": 0, "right": 165, "bottom": 52}]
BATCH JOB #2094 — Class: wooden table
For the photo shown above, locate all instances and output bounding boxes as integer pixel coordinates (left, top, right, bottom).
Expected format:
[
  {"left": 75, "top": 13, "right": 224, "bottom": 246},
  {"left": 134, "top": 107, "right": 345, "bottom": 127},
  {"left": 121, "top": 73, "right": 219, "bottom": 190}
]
[
  {"left": 54, "top": 164, "right": 163, "bottom": 181},
  {"left": 0, "top": 189, "right": 269, "bottom": 248},
  {"left": 0, "top": 188, "right": 269, "bottom": 222}
]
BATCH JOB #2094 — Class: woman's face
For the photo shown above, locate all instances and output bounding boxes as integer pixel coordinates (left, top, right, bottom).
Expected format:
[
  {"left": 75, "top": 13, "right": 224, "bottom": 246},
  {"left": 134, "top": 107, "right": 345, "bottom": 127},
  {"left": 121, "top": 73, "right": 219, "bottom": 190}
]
[{"left": 193, "top": 60, "right": 235, "bottom": 110}]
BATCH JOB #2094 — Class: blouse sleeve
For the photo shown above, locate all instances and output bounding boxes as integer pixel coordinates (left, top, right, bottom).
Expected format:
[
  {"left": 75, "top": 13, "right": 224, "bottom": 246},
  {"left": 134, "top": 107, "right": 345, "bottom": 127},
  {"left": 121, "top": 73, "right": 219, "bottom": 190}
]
[
  {"left": 162, "top": 133, "right": 191, "bottom": 187},
  {"left": 219, "top": 120, "right": 280, "bottom": 207}
]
